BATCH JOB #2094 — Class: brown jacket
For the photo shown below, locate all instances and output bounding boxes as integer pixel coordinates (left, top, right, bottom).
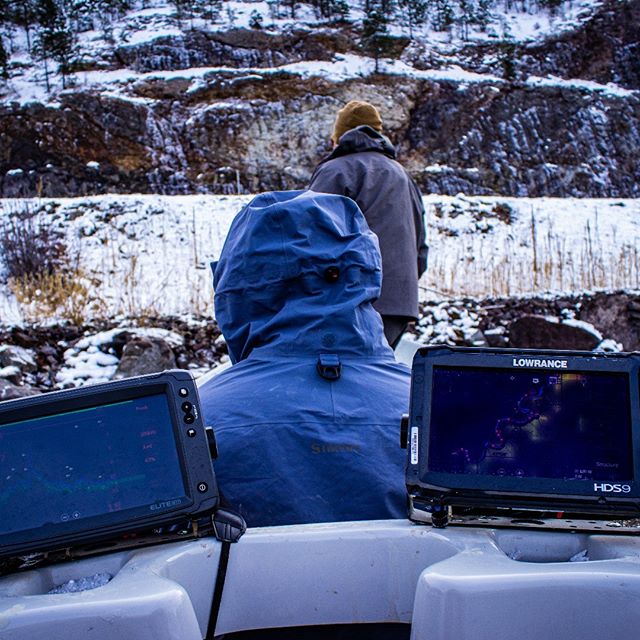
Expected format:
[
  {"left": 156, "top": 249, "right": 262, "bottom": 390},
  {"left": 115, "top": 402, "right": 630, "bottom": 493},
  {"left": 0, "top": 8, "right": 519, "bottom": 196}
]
[{"left": 309, "top": 126, "right": 428, "bottom": 319}]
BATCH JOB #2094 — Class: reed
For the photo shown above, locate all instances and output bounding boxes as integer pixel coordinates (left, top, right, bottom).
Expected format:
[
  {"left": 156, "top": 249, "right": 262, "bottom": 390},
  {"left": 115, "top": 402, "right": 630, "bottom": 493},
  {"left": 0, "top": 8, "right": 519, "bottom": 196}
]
[{"left": 425, "top": 215, "right": 640, "bottom": 299}]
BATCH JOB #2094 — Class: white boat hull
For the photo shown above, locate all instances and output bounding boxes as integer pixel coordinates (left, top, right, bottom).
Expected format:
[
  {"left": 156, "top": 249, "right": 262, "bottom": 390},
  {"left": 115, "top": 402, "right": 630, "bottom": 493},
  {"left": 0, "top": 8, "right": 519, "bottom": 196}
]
[{"left": 1, "top": 520, "right": 640, "bottom": 639}]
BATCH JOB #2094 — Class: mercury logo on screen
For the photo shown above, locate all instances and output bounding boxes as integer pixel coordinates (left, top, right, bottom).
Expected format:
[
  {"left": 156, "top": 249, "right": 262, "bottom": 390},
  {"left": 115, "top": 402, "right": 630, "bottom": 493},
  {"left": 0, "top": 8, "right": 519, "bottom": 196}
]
[{"left": 512, "top": 358, "right": 568, "bottom": 369}]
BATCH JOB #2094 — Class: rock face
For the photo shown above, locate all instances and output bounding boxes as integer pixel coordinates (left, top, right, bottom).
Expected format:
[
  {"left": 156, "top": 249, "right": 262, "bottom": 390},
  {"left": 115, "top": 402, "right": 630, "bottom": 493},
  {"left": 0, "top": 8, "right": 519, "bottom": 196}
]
[
  {"left": 479, "top": 291, "right": 640, "bottom": 351},
  {"left": 114, "top": 336, "right": 177, "bottom": 378},
  {"left": 0, "top": 290, "right": 636, "bottom": 395},
  {"left": 0, "top": 319, "right": 227, "bottom": 393},
  {"left": 515, "top": 0, "right": 640, "bottom": 91},
  {"left": 114, "top": 28, "right": 352, "bottom": 72},
  {"left": 406, "top": 82, "right": 640, "bottom": 197},
  {"left": 0, "top": 379, "right": 39, "bottom": 399},
  {"left": 0, "top": 1, "right": 639, "bottom": 198}
]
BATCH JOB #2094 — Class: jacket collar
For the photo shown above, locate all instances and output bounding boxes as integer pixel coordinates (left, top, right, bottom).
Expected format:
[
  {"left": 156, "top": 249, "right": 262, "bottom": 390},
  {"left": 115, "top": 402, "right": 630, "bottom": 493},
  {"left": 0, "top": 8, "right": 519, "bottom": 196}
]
[{"left": 323, "top": 125, "right": 397, "bottom": 163}]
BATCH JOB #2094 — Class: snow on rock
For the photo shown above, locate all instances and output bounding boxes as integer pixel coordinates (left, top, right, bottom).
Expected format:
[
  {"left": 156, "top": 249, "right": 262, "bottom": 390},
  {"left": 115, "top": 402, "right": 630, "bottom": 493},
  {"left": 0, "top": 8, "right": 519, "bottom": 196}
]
[
  {"left": 593, "top": 338, "right": 623, "bottom": 353},
  {"left": 56, "top": 327, "right": 185, "bottom": 388},
  {"left": 0, "top": 365, "right": 21, "bottom": 381},
  {"left": 560, "top": 317, "right": 603, "bottom": 341},
  {"left": 57, "top": 345, "right": 119, "bottom": 387},
  {"left": 415, "top": 299, "right": 483, "bottom": 347}
]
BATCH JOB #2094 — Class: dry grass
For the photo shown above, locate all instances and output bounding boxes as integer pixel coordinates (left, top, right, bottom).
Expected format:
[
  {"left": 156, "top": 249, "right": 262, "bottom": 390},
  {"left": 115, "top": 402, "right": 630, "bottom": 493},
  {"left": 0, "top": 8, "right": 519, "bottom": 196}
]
[
  {"left": 10, "top": 268, "right": 107, "bottom": 326},
  {"left": 426, "top": 215, "right": 640, "bottom": 299},
  {"left": 4, "top": 198, "right": 638, "bottom": 321}
]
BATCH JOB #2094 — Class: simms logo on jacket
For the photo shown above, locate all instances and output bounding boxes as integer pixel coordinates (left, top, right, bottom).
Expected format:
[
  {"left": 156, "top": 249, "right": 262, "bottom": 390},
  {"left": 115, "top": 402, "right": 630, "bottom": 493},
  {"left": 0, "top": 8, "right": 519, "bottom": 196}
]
[
  {"left": 512, "top": 357, "right": 568, "bottom": 369},
  {"left": 593, "top": 483, "right": 631, "bottom": 493},
  {"left": 311, "top": 442, "right": 360, "bottom": 454}
]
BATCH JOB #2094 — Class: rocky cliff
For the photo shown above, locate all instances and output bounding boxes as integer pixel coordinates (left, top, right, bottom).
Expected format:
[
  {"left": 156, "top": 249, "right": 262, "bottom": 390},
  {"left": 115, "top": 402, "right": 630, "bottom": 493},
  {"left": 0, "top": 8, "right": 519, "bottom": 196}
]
[{"left": 1, "top": 0, "right": 638, "bottom": 198}]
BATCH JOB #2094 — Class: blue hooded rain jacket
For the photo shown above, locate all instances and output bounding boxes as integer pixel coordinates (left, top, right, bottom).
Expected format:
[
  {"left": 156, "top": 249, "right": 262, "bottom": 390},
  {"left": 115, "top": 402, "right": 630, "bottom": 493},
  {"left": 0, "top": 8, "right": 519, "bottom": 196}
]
[{"left": 198, "top": 190, "right": 411, "bottom": 527}]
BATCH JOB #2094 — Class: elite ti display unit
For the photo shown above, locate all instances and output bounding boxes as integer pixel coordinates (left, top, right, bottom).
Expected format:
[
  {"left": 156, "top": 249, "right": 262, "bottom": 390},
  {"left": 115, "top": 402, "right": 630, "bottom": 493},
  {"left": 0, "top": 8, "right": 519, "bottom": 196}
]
[
  {"left": 405, "top": 347, "right": 640, "bottom": 528},
  {"left": 0, "top": 370, "right": 219, "bottom": 558}
]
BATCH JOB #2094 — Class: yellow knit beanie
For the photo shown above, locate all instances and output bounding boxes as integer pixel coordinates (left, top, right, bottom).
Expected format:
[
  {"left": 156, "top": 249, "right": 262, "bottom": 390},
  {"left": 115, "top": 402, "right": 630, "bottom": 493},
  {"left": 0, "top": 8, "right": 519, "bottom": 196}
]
[{"left": 331, "top": 100, "right": 383, "bottom": 145}]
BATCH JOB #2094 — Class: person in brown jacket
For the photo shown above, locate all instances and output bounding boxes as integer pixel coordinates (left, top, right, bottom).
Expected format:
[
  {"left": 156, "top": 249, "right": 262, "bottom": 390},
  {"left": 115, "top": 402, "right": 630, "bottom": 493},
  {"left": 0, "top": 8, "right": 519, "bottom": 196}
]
[{"left": 309, "top": 100, "right": 428, "bottom": 348}]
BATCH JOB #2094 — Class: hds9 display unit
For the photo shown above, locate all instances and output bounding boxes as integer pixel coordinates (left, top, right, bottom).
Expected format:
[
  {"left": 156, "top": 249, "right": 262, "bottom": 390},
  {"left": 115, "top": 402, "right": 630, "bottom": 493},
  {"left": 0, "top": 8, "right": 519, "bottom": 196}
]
[{"left": 405, "top": 347, "right": 640, "bottom": 530}]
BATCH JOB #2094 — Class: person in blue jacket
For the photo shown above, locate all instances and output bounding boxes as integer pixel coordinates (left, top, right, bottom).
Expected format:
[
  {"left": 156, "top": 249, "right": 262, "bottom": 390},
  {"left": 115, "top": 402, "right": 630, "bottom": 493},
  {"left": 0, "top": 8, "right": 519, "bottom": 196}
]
[{"left": 198, "top": 190, "right": 411, "bottom": 527}]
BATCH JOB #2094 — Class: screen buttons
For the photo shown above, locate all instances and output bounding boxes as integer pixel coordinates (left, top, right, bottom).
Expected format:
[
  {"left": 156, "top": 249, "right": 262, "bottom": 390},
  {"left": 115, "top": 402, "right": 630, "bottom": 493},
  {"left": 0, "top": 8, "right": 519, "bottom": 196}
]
[
  {"left": 197, "top": 482, "right": 208, "bottom": 493},
  {"left": 181, "top": 398, "right": 196, "bottom": 425},
  {"left": 179, "top": 387, "right": 189, "bottom": 397}
]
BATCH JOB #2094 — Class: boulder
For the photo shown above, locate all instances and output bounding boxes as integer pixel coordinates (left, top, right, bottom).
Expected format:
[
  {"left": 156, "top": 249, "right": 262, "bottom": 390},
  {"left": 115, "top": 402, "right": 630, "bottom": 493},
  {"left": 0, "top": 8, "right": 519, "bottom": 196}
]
[
  {"left": 508, "top": 315, "right": 601, "bottom": 350},
  {"left": 0, "top": 379, "right": 40, "bottom": 400},
  {"left": 113, "top": 337, "right": 177, "bottom": 379},
  {"left": 0, "top": 345, "right": 37, "bottom": 373}
]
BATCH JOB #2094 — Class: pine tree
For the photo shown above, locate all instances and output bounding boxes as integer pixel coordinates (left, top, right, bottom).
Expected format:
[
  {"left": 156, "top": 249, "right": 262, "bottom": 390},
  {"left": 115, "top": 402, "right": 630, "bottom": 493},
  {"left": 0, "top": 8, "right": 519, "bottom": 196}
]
[
  {"left": 457, "top": 0, "right": 474, "bottom": 40},
  {"left": 429, "top": 0, "right": 455, "bottom": 32},
  {"left": 95, "top": 0, "right": 131, "bottom": 14},
  {"left": 282, "top": 0, "right": 298, "bottom": 19},
  {"left": 267, "top": 0, "right": 281, "bottom": 20},
  {"left": 379, "top": 0, "right": 396, "bottom": 14},
  {"left": 398, "top": 0, "right": 428, "bottom": 38},
  {"left": 312, "top": 0, "right": 349, "bottom": 21},
  {"left": 7, "top": 0, "right": 38, "bottom": 51},
  {"left": 170, "top": 0, "right": 191, "bottom": 24},
  {"left": 0, "top": 36, "right": 8, "bottom": 79},
  {"left": 66, "top": 0, "right": 95, "bottom": 33},
  {"left": 361, "top": 2, "right": 390, "bottom": 73},
  {"left": 500, "top": 41, "right": 517, "bottom": 81},
  {"left": 249, "top": 9, "right": 263, "bottom": 28},
  {"left": 92, "top": 0, "right": 130, "bottom": 43},
  {"left": 538, "top": 0, "right": 562, "bottom": 9},
  {"left": 34, "top": 0, "right": 74, "bottom": 90},
  {"left": 474, "top": 0, "right": 492, "bottom": 30},
  {"left": 194, "top": 0, "right": 222, "bottom": 22}
]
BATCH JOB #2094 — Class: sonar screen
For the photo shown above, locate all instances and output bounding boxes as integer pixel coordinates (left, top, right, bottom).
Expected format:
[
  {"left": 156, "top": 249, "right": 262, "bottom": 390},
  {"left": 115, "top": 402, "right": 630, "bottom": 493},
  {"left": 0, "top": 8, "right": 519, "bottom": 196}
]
[
  {"left": 0, "top": 370, "right": 218, "bottom": 558},
  {"left": 428, "top": 366, "right": 633, "bottom": 483},
  {"left": 0, "top": 394, "right": 186, "bottom": 536},
  {"left": 405, "top": 347, "right": 640, "bottom": 526}
]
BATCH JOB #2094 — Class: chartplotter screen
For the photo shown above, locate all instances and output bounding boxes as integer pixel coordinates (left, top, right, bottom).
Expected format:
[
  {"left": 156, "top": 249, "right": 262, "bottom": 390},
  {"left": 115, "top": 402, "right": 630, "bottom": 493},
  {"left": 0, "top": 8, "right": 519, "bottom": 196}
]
[
  {"left": 427, "top": 366, "right": 633, "bottom": 483},
  {"left": 0, "top": 394, "right": 187, "bottom": 536}
]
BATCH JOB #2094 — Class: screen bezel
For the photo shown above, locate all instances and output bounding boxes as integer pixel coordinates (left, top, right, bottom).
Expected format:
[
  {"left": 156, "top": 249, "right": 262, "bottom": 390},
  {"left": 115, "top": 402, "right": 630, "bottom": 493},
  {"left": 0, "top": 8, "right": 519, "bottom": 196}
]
[
  {"left": 0, "top": 371, "right": 218, "bottom": 556},
  {"left": 406, "top": 347, "right": 640, "bottom": 513}
]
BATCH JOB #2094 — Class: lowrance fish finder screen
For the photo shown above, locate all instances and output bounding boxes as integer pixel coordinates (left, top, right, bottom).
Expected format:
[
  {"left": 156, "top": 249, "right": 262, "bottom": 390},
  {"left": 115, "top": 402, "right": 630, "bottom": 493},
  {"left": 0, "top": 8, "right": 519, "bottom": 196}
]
[
  {"left": 0, "top": 394, "right": 187, "bottom": 536},
  {"left": 428, "top": 366, "right": 633, "bottom": 482}
]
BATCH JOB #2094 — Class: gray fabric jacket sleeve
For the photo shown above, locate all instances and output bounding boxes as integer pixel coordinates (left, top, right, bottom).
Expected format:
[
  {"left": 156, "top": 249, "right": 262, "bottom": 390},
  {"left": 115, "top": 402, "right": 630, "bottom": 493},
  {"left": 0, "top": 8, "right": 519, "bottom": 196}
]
[{"left": 409, "top": 177, "right": 428, "bottom": 277}]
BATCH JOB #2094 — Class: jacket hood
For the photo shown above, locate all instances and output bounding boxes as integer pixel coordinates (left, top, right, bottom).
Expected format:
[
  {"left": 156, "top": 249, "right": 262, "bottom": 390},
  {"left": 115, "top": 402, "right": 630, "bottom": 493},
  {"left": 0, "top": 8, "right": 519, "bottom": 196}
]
[
  {"left": 326, "top": 125, "right": 396, "bottom": 162},
  {"left": 212, "top": 190, "right": 392, "bottom": 363}
]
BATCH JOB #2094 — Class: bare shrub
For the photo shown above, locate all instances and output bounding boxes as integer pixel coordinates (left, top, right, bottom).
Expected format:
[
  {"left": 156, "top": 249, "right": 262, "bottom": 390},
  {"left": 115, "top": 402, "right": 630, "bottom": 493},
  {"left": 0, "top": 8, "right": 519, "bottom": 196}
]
[
  {"left": 1, "top": 204, "right": 107, "bottom": 325},
  {"left": 0, "top": 208, "right": 66, "bottom": 279}
]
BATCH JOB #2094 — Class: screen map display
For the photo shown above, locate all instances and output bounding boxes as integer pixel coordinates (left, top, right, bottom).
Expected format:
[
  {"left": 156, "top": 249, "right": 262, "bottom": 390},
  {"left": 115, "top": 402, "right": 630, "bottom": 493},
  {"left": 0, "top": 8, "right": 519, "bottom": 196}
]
[
  {"left": 0, "top": 394, "right": 187, "bottom": 536},
  {"left": 428, "top": 366, "right": 633, "bottom": 482}
]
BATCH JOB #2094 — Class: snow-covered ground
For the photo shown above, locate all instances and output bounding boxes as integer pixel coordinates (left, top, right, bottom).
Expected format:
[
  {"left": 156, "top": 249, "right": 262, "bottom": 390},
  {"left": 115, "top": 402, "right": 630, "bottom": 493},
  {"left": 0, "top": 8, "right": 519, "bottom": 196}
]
[
  {"left": 1, "top": 0, "right": 627, "bottom": 107},
  {"left": 1, "top": 193, "right": 638, "bottom": 326}
]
